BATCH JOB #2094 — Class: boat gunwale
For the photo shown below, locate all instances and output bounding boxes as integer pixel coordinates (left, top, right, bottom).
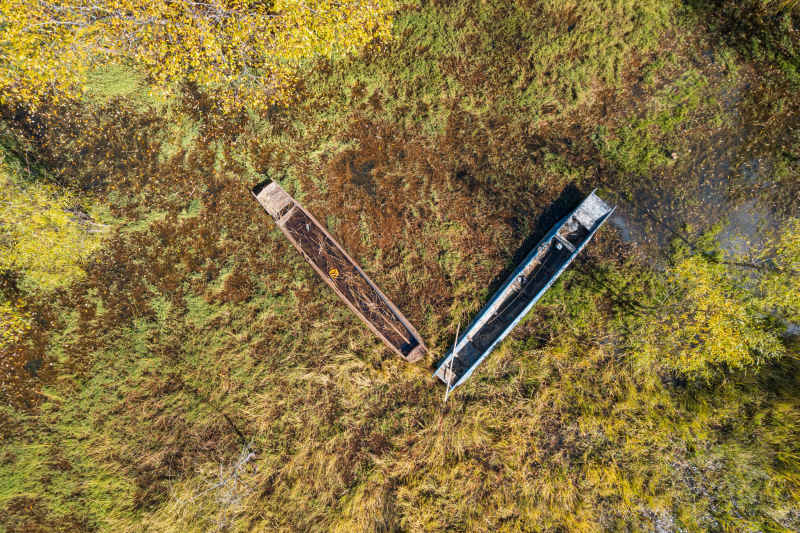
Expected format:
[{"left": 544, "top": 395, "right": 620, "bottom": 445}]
[
  {"left": 252, "top": 181, "right": 427, "bottom": 362},
  {"left": 434, "top": 191, "right": 614, "bottom": 387}
]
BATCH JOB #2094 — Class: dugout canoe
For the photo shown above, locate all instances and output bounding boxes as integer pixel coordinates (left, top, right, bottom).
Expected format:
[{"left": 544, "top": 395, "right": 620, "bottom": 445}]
[
  {"left": 434, "top": 190, "right": 614, "bottom": 390},
  {"left": 252, "top": 180, "right": 427, "bottom": 363}
]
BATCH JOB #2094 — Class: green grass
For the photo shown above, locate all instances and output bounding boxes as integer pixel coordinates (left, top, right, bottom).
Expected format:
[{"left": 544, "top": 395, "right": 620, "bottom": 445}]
[
  {"left": 84, "top": 63, "right": 168, "bottom": 110},
  {"left": 593, "top": 69, "right": 711, "bottom": 176},
  {"left": 295, "top": 0, "right": 679, "bottom": 138}
]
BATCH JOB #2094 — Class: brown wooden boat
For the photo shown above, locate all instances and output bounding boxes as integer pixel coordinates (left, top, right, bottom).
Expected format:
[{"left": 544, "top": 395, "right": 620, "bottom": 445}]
[{"left": 252, "top": 180, "right": 427, "bottom": 363}]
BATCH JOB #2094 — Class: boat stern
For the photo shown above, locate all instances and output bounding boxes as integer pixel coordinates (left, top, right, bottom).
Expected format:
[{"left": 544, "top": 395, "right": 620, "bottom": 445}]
[
  {"left": 573, "top": 191, "right": 614, "bottom": 230},
  {"left": 407, "top": 344, "right": 426, "bottom": 363},
  {"left": 253, "top": 180, "right": 294, "bottom": 222}
]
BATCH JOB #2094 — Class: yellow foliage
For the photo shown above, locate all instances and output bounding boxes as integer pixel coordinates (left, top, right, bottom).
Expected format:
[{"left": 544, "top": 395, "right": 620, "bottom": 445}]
[
  {"left": 0, "top": 298, "right": 30, "bottom": 348},
  {"left": 0, "top": 0, "right": 396, "bottom": 110},
  {"left": 0, "top": 155, "right": 104, "bottom": 292},
  {"left": 636, "top": 253, "right": 785, "bottom": 376},
  {"left": 758, "top": 218, "right": 800, "bottom": 323}
]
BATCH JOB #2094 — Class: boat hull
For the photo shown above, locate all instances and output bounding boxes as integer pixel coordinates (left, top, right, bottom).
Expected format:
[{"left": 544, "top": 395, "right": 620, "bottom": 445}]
[
  {"left": 434, "top": 191, "right": 614, "bottom": 388},
  {"left": 253, "top": 181, "right": 427, "bottom": 363}
]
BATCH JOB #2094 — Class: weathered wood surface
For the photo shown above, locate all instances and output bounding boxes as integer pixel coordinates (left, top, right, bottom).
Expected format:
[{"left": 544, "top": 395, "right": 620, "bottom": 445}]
[{"left": 253, "top": 181, "right": 427, "bottom": 363}]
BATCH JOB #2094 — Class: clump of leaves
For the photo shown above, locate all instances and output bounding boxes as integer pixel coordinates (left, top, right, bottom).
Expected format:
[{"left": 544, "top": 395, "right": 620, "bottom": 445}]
[
  {"left": 758, "top": 218, "right": 800, "bottom": 324},
  {"left": 638, "top": 252, "right": 784, "bottom": 376},
  {"left": 0, "top": 151, "right": 107, "bottom": 293},
  {"left": 0, "top": 0, "right": 396, "bottom": 111},
  {"left": 632, "top": 223, "right": 799, "bottom": 378}
]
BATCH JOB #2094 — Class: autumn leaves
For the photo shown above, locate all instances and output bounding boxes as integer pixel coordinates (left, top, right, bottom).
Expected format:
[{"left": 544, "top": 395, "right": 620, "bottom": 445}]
[{"left": 0, "top": 0, "right": 396, "bottom": 111}]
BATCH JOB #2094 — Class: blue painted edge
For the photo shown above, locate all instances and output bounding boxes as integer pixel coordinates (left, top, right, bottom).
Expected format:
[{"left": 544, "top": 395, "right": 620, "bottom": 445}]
[{"left": 433, "top": 194, "right": 615, "bottom": 389}]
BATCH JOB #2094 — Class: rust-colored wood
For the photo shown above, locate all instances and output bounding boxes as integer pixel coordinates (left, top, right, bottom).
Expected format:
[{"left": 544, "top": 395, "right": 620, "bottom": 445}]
[{"left": 252, "top": 180, "right": 427, "bottom": 363}]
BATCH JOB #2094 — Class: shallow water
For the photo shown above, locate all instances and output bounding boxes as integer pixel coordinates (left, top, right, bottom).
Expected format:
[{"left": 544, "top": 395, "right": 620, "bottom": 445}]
[{"left": 716, "top": 199, "right": 773, "bottom": 258}]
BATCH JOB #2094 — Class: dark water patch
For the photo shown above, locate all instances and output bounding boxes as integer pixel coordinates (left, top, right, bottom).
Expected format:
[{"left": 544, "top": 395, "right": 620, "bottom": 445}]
[
  {"left": 608, "top": 214, "right": 637, "bottom": 244},
  {"left": 600, "top": 67, "right": 796, "bottom": 262}
]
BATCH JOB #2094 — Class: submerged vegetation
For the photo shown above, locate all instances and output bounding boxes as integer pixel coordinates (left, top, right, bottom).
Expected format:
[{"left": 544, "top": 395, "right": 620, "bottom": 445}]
[{"left": 1, "top": 0, "right": 799, "bottom": 531}]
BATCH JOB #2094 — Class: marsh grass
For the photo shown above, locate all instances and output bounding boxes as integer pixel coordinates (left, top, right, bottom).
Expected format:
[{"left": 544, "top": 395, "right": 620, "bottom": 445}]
[{"left": 1, "top": 0, "right": 800, "bottom": 531}]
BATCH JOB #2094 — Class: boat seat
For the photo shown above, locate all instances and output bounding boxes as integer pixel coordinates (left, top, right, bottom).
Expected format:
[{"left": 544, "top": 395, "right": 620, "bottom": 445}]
[{"left": 554, "top": 234, "right": 576, "bottom": 252}]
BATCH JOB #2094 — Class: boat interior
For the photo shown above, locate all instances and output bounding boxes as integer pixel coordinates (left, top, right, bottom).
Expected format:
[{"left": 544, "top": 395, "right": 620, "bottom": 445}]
[{"left": 436, "top": 203, "right": 606, "bottom": 387}]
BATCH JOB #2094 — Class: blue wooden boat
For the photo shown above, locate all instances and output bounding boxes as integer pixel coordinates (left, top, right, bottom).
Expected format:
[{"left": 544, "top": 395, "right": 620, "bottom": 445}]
[{"left": 434, "top": 191, "right": 614, "bottom": 390}]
